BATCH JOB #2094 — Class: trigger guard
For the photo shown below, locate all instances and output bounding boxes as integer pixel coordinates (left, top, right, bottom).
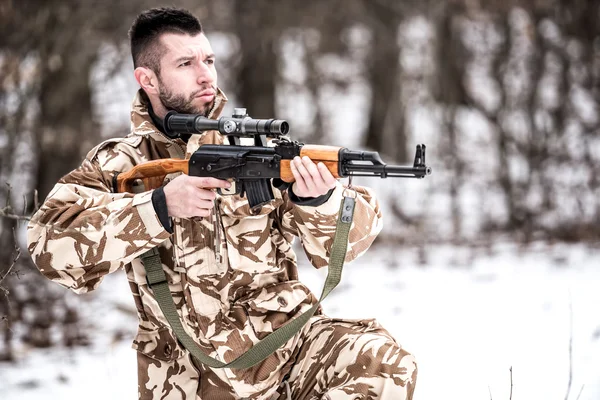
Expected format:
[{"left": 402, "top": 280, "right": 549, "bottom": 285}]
[{"left": 219, "top": 181, "right": 238, "bottom": 196}]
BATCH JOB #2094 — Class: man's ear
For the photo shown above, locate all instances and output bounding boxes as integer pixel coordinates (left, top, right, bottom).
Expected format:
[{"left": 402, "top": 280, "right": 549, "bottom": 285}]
[{"left": 134, "top": 67, "right": 159, "bottom": 95}]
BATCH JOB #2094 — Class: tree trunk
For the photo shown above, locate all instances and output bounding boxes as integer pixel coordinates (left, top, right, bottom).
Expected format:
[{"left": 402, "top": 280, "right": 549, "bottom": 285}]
[
  {"left": 36, "top": 35, "right": 99, "bottom": 200},
  {"left": 233, "top": 0, "right": 279, "bottom": 119},
  {"left": 363, "top": 5, "right": 406, "bottom": 162}
]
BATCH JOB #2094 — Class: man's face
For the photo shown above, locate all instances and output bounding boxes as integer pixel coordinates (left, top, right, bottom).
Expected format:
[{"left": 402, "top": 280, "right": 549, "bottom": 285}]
[{"left": 156, "top": 33, "right": 218, "bottom": 117}]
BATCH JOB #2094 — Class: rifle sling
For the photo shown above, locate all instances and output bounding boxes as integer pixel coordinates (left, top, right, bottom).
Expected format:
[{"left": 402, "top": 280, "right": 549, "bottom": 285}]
[{"left": 140, "top": 195, "right": 356, "bottom": 370}]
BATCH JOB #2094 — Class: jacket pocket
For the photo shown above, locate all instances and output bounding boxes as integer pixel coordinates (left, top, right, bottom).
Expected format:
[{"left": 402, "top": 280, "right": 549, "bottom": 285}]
[
  {"left": 243, "top": 282, "right": 314, "bottom": 339},
  {"left": 132, "top": 325, "right": 183, "bottom": 362}
]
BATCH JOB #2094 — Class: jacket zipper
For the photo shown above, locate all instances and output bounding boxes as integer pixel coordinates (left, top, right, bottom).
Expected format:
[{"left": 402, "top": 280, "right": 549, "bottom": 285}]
[
  {"left": 200, "top": 98, "right": 223, "bottom": 265},
  {"left": 153, "top": 98, "right": 223, "bottom": 266},
  {"left": 213, "top": 197, "right": 223, "bottom": 264},
  {"left": 153, "top": 131, "right": 186, "bottom": 158}
]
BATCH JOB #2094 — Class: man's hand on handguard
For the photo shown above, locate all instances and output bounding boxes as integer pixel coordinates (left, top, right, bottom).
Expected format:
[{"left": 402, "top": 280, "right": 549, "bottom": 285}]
[
  {"left": 290, "top": 156, "right": 337, "bottom": 198},
  {"left": 163, "top": 156, "right": 336, "bottom": 219},
  {"left": 163, "top": 175, "right": 231, "bottom": 218}
]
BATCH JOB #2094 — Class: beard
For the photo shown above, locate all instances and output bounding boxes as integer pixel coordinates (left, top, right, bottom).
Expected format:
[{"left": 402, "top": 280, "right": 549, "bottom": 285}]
[{"left": 158, "top": 79, "right": 215, "bottom": 117}]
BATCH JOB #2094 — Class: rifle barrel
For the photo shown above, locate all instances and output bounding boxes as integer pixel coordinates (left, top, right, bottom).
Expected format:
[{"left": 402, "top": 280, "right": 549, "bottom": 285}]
[{"left": 344, "top": 164, "right": 432, "bottom": 178}]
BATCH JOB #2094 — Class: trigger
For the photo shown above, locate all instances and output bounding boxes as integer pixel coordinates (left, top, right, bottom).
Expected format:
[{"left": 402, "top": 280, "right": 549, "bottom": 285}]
[{"left": 220, "top": 181, "right": 237, "bottom": 196}]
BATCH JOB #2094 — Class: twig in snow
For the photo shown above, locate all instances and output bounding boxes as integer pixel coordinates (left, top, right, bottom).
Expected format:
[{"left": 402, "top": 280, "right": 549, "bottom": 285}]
[
  {"left": 509, "top": 366, "right": 513, "bottom": 400},
  {"left": 575, "top": 384, "right": 585, "bottom": 400},
  {"left": 564, "top": 292, "right": 574, "bottom": 400}
]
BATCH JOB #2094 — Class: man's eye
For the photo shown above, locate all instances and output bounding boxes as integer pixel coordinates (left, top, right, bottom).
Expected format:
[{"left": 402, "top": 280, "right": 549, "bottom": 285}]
[
  {"left": 179, "top": 61, "right": 191, "bottom": 67},
  {"left": 205, "top": 59, "right": 215, "bottom": 65}
]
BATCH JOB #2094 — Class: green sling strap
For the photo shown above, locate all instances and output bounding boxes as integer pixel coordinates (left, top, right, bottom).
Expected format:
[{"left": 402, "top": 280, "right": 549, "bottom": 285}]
[{"left": 140, "top": 195, "right": 356, "bottom": 370}]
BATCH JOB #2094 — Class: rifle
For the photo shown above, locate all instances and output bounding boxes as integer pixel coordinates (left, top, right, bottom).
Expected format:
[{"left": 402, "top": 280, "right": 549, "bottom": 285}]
[{"left": 115, "top": 108, "right": 432, "bottom": 209}]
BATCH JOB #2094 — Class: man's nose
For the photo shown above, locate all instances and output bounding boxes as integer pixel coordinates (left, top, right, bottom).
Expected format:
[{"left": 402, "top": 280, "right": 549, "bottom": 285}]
[{"left": 197, "top": 63, "right": 215, "bottom": 85}]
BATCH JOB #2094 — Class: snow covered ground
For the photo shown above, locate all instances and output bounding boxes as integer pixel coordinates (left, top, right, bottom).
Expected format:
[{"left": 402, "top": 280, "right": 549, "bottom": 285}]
[{"left": 1, "top": 240, "right": 599, "bottom": 400}]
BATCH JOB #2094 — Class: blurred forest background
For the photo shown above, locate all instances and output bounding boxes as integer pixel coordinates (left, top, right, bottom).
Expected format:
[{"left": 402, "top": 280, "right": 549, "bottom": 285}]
[{"left": 0, "top": 0, "right": 598, "bottom": 367}]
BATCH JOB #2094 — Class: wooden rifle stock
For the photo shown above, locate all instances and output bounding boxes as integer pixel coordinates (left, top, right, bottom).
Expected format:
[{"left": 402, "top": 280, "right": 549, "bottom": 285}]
[{"left": 116, "top": 159, "right": 189, "bottom": 193}]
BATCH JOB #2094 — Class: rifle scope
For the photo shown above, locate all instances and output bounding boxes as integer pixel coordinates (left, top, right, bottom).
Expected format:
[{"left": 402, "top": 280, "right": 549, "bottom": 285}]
[{"left": 165, "top": 111, "right": 289, "bottom": 137}]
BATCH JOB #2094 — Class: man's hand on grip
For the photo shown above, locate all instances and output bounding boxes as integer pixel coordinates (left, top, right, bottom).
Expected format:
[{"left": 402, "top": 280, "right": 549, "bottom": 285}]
[
  {"left": 163, "top": 175, "right": 231, "bottom": 218},
  {"left": 290, "top": 156, "right": 337, "bottom": 198}
]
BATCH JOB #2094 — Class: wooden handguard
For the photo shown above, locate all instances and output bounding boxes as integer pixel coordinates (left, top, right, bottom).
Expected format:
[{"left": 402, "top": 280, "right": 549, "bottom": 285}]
[
  {"left": 116, "top": 159, "right": 189, "bottom": 193},
  {"left": 280, "top": 145, "right": 342, "bottom": 182}
]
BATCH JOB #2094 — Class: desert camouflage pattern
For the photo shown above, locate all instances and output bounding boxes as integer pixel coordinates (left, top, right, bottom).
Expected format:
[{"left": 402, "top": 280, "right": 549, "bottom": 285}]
[
  {"left": 274, "top": 317, "right": 417, "bottom": 400},
  {"left": 27, "top": 89, "right": 417, "bottom": 399}
]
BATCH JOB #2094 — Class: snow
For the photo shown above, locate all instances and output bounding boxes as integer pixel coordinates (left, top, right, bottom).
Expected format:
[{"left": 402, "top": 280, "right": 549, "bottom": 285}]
[{"left": 1, "top": 241, "right": 599, "bottom": 400}]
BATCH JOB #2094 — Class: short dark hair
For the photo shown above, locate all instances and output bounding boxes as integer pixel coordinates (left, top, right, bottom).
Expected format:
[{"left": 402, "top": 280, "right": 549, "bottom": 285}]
[{"left": 129, "top": 7, "right": 202, "bottom": 74}]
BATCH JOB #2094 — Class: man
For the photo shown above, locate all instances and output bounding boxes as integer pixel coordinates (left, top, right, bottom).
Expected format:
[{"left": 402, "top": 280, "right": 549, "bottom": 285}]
[{"left": 27, "top": 7, "right": 417, "bottom": 400}]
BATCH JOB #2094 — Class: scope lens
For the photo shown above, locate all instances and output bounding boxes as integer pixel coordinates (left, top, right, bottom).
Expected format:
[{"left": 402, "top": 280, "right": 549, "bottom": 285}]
[{"left": 279, "top": 122, "right": 289, "bottom": 135}]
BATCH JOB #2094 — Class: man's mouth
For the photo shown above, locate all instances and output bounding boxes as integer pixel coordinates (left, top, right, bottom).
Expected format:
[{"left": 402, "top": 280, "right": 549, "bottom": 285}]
[{"left": 196, "top": 90, "right": 215, "bottom": 102}]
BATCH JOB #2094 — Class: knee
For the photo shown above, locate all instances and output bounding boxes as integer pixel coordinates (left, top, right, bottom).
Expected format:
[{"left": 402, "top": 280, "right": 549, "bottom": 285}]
[
  {"left": 398, "top": 347, "right": 418, "bottom": 385},
  {"left": 378, "top": 344, "right": 418, "bottom": 400},
  {"left": 331, "top": 342, "right": 418, "bottom": 400},
  {"left": 353, "top": 337, "right": 417, "bottom": 379},
  {"left": 137, "top": 351, "right": 200, "bottom": 400},
  {"left": 391, "top": 347, "right": 417, "bottom": 399}
]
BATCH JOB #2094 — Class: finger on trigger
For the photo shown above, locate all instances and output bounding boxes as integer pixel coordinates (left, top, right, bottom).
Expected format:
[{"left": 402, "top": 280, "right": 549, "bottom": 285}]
[
  {"left": 211, "top": 178, "right": 232, "bottom": 188},
  {"left": 192, "top": 177, "right": 232, "bottom": 189}
]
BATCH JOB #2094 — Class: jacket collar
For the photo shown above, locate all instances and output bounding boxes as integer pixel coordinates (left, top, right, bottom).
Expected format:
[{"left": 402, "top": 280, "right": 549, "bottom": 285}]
[{"left": 129, "top": 88, "right": 228, "bottom": 140}]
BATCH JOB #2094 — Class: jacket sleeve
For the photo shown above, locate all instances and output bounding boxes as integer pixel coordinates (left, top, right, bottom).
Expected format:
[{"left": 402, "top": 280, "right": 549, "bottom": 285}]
[
  {"left": 27, "top": 145, "right": 171, "bottom": 294},
  {"left": 278, "top": 181, "right": 383, "bottom": 268}
]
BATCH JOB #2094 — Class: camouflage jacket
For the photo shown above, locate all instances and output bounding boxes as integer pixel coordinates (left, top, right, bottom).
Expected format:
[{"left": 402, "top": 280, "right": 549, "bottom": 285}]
[{"left": 27, "top": 89, "right": 383, "bottom": 396}]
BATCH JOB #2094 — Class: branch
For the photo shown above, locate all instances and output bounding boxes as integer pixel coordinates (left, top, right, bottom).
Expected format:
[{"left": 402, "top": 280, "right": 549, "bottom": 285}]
[
  {"left": 0, "top": 208, "right": 32, "bottom": 221},
  {"left": 0, "top": 185, "right": 38, "bottom": 221},
  {"left": 0, "top": 227, "right": 21, "bottom": 288},
  {"left": 0, "top": 228, "right": 21, "bottom": 328}
]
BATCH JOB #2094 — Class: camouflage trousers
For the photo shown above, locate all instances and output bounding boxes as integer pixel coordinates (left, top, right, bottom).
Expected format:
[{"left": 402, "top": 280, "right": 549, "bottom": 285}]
[{"left": 137, "top": 316, "right": 417, "bottom": 399}]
